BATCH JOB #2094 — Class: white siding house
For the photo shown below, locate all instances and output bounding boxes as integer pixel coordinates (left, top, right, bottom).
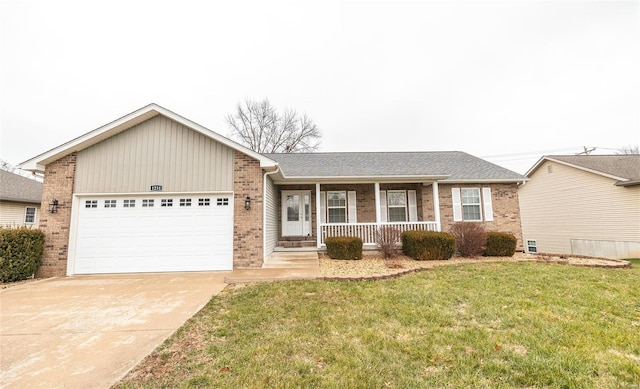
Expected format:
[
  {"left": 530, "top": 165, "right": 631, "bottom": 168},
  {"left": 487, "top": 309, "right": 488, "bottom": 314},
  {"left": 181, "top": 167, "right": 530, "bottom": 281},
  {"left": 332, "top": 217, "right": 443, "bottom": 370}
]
[
  {"left": 0, "top": 170, "right": 42, "bottom": 228},
  {"left": 519, "top": 155, "right": 640, "bottom": 259}
]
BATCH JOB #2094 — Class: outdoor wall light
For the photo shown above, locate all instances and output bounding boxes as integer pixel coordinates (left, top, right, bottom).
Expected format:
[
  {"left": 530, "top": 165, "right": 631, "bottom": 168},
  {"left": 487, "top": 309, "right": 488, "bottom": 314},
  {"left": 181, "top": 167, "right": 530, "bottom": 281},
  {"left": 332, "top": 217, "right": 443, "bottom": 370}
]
[
  {"left": 244, "top": 195, "right": 251, "bottom": 210},
  {"left": 49, "top": 199, "right": 59, "bottom": 213}
]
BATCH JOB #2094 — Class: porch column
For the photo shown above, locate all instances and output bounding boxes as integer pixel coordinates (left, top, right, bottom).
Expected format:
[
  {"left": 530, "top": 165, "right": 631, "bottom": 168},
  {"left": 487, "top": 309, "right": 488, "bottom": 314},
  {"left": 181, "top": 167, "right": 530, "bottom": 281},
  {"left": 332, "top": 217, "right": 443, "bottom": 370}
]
[
  {"left": 374, "top": 182, "right": 381, "bottom": 225},
  {"left": 316, "top": 182, "right": 321, "bottom": 248},
  {"left": 433, "top": 181, "right": 441, "bottom": 231}
]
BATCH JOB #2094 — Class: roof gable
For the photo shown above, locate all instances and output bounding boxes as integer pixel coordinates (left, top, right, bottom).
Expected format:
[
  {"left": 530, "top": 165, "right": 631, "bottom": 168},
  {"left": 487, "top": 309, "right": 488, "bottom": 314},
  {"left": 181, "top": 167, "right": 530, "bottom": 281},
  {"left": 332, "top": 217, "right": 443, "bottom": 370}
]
[
  {"left": 19, "top": 104, "right": 278, "bottom": 172},
  {"left": 0, "top": 170, "right": 43, "bottom": 203},
  {"left": 527, "top": 155, "right": 640, "bottom": 185}
]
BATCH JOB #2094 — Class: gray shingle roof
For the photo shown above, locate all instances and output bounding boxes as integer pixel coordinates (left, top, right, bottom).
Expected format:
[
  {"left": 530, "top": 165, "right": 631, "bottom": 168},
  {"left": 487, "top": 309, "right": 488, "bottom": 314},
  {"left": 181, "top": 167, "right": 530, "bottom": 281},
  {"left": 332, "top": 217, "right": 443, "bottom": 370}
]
[
  {"left": 547, "top": 155, "right": 640, "bottom": 182},
  {"left": 0, "top": 170, "right": 43, "bottom": 203},
  {"left": 264, "top": 152, "right": 526, "bottom": 181}
]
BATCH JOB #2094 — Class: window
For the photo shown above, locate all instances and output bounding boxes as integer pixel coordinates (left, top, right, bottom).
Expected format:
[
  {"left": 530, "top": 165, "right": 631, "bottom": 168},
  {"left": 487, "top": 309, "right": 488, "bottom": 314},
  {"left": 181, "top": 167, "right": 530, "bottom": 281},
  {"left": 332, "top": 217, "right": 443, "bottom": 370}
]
[
  {"left": 198, "top": 198, "right": 210, "bottom": 206},
  {"left": 452, "top": 187, "right": 493, "bottom": 222},
  {"left": 123, "top": 199, "right": 135, "bottom": 208},
  {"left": 85, "top": 200, "right": 97, "bottom": 208},
  {"left": 24, "top": 207, "right": 36, "bottom": 224},
  {"left": 217, "top": 198, "right": 229, "bottom": 206},
  {"left": 161, "top": 199, "right": 173, "bottom": 207},
  {"left": 387, "top": 191, "right": 407, "bottom": 222},
  {"left": 527, "top": 240, "right": 537, "bottom": 253},
  {"left": 461, "top": 188, "right": 482, "bottom": 221},
  {"left": 327, "top": 191, "right": 347, "bottom": 223},
  {"left": 104, "top": 200, "right": 116, "bottom": 208},
  {"left": 179, "top": 198, "right": 192, "bottom": 207},
  {"left": 142, "top": 199, "right": 154, "bottom": 207}
]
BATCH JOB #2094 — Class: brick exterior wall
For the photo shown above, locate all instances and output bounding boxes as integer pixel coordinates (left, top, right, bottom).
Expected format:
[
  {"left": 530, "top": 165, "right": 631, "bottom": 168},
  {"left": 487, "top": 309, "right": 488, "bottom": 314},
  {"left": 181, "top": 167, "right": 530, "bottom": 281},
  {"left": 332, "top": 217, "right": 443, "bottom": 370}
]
[
  {"left": 274, "top": 182, "right": 523, "bottom": 250},
  {"left": 438, "top": 183, "right": 523, "bottom": 250},
  {"left": 233, "top": 151, "right": 264, "bottom": 268},
  {"left": 37, "top": 153, "right": 77, "bottom": 277}
]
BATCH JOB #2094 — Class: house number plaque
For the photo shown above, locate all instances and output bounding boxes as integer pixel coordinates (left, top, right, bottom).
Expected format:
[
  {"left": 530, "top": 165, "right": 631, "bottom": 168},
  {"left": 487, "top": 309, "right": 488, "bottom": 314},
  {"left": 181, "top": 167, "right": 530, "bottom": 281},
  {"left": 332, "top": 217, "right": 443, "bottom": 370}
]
[{"left": 150, "top": 185, "right": 163, "bottom": 191}]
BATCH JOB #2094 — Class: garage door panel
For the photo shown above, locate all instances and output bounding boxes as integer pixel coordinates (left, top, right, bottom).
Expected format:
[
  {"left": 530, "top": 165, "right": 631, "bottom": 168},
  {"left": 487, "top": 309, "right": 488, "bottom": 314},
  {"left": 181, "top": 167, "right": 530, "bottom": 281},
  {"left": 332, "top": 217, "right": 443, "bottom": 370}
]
[{"left": 73, "top": 194, "right": 233, "bottom": 274}]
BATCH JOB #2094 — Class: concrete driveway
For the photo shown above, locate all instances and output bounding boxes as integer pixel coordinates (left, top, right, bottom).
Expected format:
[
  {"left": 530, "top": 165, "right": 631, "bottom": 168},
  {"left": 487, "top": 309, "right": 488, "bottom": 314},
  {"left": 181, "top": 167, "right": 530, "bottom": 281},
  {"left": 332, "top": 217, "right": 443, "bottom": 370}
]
[{"left": 0, "top": 272, "right": 228, "bottom": 389}]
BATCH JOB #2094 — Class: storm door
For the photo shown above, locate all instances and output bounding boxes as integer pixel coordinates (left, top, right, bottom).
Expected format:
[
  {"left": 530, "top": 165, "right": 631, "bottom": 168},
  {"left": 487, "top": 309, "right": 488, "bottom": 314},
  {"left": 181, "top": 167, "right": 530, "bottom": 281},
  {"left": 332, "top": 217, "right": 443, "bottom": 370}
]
[{"left": 282, "top": 191, "right": 311, "bottom": 236}]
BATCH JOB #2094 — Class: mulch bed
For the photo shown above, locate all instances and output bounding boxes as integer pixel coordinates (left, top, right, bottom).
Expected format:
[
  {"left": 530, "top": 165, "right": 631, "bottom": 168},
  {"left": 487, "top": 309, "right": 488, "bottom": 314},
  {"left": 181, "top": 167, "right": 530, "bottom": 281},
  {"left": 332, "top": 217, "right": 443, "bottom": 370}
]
[{"left": 319, "top": 252, "right": 631, "bottom": 280}]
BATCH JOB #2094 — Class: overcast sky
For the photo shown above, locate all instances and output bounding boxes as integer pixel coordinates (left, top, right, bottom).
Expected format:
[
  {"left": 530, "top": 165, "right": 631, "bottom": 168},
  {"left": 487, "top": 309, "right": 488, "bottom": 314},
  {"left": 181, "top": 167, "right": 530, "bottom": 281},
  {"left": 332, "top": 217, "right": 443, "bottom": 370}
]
[{"left": 1, "top": 0, "right": 638, "bottom": 174}]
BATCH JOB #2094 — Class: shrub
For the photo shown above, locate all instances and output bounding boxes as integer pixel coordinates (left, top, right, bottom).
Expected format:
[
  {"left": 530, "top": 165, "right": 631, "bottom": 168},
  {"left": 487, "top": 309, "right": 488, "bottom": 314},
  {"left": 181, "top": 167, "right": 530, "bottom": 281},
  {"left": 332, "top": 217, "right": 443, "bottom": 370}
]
[
  {"left": 485, "top": 232, "right": 517, "bottom": 257},
  {"left": 450, "top": 222, "right": 487, "bottom": 257},
  {"left": 0, "top": 227, "right": 45, "bottom": 282},
  {"left": 376, "top": 226, "right": 402, "bottom": 258},
  {"left": 325, "top": 236, "right": 363, "bottom": 260},
  {"left": 401, "top": 230, "right": 455, "bottom": 261}
]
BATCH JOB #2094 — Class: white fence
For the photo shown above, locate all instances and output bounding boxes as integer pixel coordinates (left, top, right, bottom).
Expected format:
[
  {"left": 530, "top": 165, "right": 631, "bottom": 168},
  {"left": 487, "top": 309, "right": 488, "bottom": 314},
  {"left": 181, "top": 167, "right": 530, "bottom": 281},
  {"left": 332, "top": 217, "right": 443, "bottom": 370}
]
[{"left": 319, "top": 222, "right": 438, "bottom": 245}]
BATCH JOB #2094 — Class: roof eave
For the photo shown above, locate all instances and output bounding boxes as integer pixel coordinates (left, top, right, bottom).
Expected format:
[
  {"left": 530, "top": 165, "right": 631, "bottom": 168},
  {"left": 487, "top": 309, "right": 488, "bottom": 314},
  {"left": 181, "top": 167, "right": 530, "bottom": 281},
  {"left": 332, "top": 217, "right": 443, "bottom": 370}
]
[
  {"left": 441, "top": 178, "right": 528, "bottom": 184},
  {"left": 0, "top": 196, "right": 41, "bottom": 204},
  {"left": 273, "top": 174, "right": 450, "bottom": 185},
  {"left": 616, "top": 179, "right": 640, "bottom": 187}
]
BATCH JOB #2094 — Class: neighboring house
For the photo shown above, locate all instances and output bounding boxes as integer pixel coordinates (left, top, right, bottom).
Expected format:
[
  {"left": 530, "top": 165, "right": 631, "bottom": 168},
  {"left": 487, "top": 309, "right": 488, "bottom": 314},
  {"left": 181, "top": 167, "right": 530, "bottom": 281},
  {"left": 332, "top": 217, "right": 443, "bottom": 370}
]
[
  {"left": 20, "top": 104, "right": 526, "bottom": 277},
  {"left": 519, "top": 155, "right": 640, "bottom": 259},
  {"left": 0, "top": 169, "right": 43, "bottom": 227}
]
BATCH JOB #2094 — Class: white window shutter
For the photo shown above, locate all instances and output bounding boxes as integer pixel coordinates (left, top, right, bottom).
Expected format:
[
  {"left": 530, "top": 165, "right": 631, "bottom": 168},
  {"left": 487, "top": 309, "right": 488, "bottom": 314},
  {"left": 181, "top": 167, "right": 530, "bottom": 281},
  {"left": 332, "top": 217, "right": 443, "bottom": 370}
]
[
  {"left": 379, "top": 190, "right": 387, "bottom": 222},
  {"left": 319, "top": 191, "right": 326, "bottom": 224},
  {"left": 482, "top": 187, "right": 493, "bottom": 221},
  {"left": 408, "top": 190, "right": 418, "bottom": 222},
  {"left": 348, "top": 191, "right": 357, "bottom": 223},
  {"left": 452, "top": 188, "right": 462, "bottom": 222}
]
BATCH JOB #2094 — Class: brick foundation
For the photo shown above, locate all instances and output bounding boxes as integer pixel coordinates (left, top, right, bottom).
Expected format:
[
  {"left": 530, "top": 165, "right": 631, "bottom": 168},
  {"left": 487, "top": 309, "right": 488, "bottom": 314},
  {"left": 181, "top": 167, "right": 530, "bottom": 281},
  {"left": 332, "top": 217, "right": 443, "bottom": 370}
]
[
  {"left": 37, "top": 153, "right": 76, "bottom": 277},
  {"left": 233, "top": 151, "right": 264, "bottom": 268}
]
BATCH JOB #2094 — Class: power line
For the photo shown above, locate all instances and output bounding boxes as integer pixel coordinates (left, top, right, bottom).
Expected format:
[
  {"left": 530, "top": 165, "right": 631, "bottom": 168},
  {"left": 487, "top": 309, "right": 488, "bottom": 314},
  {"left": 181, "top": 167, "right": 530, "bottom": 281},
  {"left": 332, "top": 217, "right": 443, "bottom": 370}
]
[{"left": 480, "top": 147, "right": 583, "bottom": 159}]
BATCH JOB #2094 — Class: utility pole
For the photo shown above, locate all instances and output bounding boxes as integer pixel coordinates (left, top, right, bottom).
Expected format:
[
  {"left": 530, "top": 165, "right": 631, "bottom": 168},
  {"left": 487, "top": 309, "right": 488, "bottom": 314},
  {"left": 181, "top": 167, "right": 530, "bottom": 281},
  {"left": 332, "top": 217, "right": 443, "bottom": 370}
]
[{"left": 576, "top": 146, "right": 596, "bottom": 155}]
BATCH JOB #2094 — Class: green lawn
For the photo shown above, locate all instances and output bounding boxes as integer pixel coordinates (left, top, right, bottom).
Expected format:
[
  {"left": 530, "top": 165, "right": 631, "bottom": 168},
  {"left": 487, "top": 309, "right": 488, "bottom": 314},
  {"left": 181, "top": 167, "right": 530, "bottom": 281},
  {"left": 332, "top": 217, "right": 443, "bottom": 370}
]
[{"left": 118, "top": 260, "right": 640, "bottom": 388}]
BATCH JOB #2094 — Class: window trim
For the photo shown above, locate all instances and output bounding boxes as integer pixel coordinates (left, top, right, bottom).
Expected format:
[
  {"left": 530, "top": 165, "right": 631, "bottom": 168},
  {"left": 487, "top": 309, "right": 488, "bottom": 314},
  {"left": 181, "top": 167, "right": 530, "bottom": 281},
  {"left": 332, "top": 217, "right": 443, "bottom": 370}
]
[
  {"left": 461, "top": 187, "right": 482, "bottom": 221},
  {"left": 386, "top": 190, "right": 408, "bottom": 222},
  {"left": 24, "top": 206, "right": 36, "bottom": 224},
  {"left": 326, "top": 191, "right": 347, "bottom": 223}
]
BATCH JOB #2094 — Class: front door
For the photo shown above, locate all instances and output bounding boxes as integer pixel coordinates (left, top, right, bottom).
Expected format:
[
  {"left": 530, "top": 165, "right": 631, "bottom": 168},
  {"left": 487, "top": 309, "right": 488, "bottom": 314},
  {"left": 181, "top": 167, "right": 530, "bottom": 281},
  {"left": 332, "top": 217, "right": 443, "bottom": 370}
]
[{"left": 282, "top": 191, "right": 312, "bottom": 236}]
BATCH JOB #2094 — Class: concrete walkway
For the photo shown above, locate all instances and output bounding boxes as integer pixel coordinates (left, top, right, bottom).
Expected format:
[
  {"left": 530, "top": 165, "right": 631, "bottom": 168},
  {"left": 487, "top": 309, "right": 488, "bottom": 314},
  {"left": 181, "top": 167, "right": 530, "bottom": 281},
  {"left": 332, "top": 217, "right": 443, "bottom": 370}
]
[
  {"left": 0, "top": 272, "right": 228, "bottom": 389},
  {"left": 1, "top": 254, "right": 321, "bottom": 388},
  {"left": 224, "top": 251, "right": 321, "bottom": 283}
]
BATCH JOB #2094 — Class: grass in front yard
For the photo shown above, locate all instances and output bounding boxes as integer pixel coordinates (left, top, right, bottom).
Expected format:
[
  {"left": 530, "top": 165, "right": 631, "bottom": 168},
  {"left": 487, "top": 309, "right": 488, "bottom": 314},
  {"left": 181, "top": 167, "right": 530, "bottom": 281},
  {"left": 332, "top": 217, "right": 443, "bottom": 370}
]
[{"left": 117, "top": 261, "right": 640, "bottom": 388}]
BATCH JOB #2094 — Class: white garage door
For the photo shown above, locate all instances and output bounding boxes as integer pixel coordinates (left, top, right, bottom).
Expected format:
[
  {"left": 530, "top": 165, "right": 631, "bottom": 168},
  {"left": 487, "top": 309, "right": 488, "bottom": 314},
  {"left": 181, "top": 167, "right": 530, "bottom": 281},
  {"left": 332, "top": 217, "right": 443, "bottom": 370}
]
[{"left": 72, "top": 194, "right": 233, "bottom": 274}]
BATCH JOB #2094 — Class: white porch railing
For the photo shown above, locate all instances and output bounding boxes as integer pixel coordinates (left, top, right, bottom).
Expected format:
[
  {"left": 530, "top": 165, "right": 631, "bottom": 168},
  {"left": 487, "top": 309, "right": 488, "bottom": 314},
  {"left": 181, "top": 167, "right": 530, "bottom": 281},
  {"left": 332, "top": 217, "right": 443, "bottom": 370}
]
[{"left": 319, "top": 222, "right": 438, "bottom": 246}]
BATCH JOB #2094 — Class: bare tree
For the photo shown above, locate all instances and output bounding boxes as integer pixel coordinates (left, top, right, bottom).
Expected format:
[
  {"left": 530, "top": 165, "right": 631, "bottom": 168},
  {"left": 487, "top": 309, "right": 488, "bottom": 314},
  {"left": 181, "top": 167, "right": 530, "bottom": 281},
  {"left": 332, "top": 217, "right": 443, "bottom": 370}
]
[
  {"left": 0, "top": 159, "right": 41, "bottom": 181},
  {"left": 226, "top": 98, "right": 321, "bottom": 153},
  {"left": 0, "top": 159, "right": 15, "bottom": 172},
  {"left": 616, "top": 145, "right": 639, "bottom": 155}
]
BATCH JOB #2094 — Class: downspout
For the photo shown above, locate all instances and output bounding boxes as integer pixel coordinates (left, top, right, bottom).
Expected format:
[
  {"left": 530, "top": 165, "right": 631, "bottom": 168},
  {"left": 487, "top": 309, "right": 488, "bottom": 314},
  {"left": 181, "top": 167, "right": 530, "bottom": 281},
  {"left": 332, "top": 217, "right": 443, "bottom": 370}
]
[{"left": 263, "top": 165, "right": 280, "bottom": 262}]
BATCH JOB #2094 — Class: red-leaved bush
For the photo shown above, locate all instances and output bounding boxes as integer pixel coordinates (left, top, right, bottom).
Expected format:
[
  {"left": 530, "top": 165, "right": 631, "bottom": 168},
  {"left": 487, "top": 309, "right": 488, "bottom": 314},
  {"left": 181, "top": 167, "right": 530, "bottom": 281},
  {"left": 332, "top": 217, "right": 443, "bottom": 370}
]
[{"left": 450, "top": 222, "right": 486, "bottom": 257}]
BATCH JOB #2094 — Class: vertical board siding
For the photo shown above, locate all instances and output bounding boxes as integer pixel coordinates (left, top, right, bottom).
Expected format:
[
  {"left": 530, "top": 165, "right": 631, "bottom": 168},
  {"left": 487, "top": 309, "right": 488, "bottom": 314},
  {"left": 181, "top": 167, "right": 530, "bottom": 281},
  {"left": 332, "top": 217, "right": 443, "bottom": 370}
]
[
  {"left": 75, "top": 116, "right": 234, "bottom": 193},
  {"left": 519, "top": 161, "right": 640, "bottom": 255},
  {"left": 264, "top": 176, "right": 279, "bottom": 255}
]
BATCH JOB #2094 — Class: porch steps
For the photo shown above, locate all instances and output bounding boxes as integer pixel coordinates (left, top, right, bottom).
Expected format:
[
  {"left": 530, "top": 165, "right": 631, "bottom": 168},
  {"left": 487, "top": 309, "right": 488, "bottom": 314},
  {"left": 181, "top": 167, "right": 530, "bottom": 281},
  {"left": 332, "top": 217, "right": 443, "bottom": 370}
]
[
  {"left": 276, "top": 240, "right": 317, "bottom": 248},
  {"left": 263, "top": 251, "right": 320, "bottom": 269},
  {"left": 273, "top": 246, "right": 319, "bottom": 252}
]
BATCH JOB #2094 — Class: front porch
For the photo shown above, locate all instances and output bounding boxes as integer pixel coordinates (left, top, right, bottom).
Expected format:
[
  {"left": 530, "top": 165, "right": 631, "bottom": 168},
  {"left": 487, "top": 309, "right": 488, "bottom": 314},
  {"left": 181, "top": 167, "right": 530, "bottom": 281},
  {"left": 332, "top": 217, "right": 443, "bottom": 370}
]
[
  {"left": 320, "top": 221, "right": 438, "bottom": 246},
  {"left": 274, "top": 181, "right": 442, "bottom": 249}
]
